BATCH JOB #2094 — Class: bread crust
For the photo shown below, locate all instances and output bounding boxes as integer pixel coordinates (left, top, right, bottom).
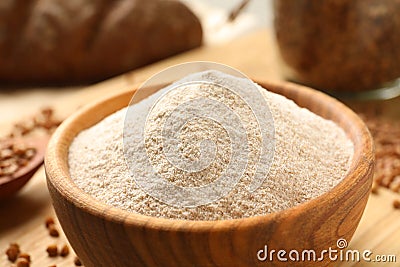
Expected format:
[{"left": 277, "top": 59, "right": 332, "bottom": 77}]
[{"left": 0, "top": 0, "right": 202, "bottom": 85}]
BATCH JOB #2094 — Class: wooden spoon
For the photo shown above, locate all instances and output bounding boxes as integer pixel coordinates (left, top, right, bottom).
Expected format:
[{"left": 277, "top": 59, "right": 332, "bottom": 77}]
[{"left": 0, "top": 136, "right": 49, "bottom": 199}]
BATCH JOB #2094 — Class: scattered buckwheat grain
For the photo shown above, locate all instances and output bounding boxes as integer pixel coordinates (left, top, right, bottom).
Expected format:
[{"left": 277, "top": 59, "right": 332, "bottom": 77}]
[
  {"left": 393, "top": 199, "right": 400, "bottom": 210},
  {"left": 48, "top": 225, "right": 59, "bottom": 237},
  {"left": 16, "top": 258, "right": 30, "bottom": 267},
  {"left": 60, "top": 245, "right": 69, "bottom": 257},
  {"left": 18, "top": 253, "right": 30, "bottom": 262},
  {"left": 6, "top": 243, "right": 20, "bottom": 262},
  {"left": 46, "top": 245, "right": 58, "bottom": 257},
  {"left": 45, "top": 217, "right": 55, "bottom": 229},
  {"left": 74, "top": 256, "right": 82, "bottom": 266}
]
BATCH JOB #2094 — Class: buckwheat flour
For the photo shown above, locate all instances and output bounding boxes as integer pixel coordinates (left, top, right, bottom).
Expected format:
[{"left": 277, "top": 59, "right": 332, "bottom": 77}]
[{"left": 68, "top": 71, "right": 354, "bottom": 220}]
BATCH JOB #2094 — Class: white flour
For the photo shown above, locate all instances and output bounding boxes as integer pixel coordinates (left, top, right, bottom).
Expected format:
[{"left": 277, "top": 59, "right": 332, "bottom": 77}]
[{"left": 68, "top": 71, "right": 354, "bottom": 220}]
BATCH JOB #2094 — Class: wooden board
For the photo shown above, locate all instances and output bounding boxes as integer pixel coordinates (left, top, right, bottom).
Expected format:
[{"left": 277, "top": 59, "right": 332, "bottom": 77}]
[{"left": 1, "top": 29, "right": 400, "bottom": 267}]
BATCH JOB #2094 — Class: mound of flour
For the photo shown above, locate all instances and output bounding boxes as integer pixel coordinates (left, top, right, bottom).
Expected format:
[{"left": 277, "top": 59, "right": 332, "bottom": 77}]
[{"left": 68, "top": 71, "right": 353, "bottom": 220}]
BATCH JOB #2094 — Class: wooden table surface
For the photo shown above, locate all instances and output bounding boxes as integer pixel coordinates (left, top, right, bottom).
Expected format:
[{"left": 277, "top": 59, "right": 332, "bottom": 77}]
[{"left": 1, "top": 29, "right": 400, "bottom": 267}]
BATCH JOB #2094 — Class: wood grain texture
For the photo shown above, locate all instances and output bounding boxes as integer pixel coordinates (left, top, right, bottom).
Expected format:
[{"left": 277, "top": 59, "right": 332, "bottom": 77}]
[{"left": 45, "top": 80, "right": 374, "bottom": 267}]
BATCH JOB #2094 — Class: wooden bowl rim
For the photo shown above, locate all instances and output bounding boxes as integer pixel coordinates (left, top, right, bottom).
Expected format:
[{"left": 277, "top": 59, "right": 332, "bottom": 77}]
[{"left": 45, "top": 80, "right": 374, "bottom": 231}]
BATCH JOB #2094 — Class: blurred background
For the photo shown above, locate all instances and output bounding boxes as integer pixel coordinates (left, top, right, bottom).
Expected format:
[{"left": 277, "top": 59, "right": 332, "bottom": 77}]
[
  {"left": 0, "top": 0, "right": 273, "bottom": 127},
  {"left": 183, "top": 0, "right": 272, "bottom": 44}
]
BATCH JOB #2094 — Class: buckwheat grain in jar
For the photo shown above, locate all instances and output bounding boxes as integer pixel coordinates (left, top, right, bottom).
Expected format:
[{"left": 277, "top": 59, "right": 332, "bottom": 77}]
[{"left": 273, "top": 0, "right": 400, "bottom": 98}]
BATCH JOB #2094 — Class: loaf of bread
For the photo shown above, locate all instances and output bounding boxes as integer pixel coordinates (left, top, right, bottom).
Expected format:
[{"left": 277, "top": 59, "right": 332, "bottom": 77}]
[{"left": 0, "top": 0, "right": 202, "bottom": 85}]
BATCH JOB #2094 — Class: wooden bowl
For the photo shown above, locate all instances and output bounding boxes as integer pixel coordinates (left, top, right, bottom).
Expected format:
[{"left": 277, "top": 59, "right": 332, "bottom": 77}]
[{"left": 45, "top": 80, "right": 374, "bottom": 267}]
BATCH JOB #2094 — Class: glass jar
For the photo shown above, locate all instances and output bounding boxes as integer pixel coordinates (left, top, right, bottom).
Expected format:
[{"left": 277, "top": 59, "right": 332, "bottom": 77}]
[{"left": 273, "top": 0, "right": 400, "bottom": 99}]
